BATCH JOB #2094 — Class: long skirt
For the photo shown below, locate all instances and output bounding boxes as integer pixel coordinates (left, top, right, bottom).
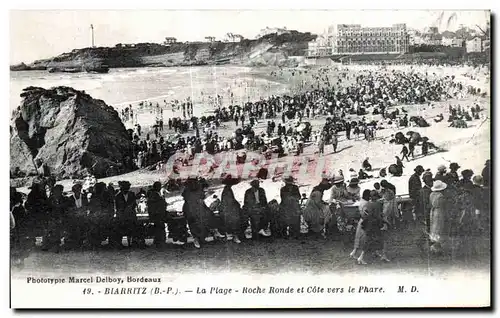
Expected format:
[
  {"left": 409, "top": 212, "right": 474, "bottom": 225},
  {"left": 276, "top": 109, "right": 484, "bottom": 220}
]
[
  {"left": 304, "top": 204, "right": 332, "bottom": 234},
  {"left": 353, "top": 220, "right": 367, "bottom": 249}
]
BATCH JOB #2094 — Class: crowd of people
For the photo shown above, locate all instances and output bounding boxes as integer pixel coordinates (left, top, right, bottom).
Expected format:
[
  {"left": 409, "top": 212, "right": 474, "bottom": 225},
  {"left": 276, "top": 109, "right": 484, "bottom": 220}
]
[
  {"left": 105, "top": 65, "right": 483, "bottom": 179},
  {"left": 10, "top": 63, "right": 490, "bottom": 268},
  {"left": 10, "top": 156, "right": 490, "bottom": 267}
]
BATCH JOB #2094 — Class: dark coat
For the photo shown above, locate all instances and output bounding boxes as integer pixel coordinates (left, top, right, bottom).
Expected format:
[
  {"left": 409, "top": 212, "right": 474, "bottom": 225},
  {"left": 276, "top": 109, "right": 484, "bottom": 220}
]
[
  {"left": 147, "top": 191, "right": 166, "bottom": 222},
  {"left": 445, "top": 171, "right": 459, "bottom": 185},
  {"left": 280, "top": 184, "right": 302, "bottom": 223},
  {"left": 482, "top": 164, "right": 490, "bottom": 187},
  {"left": 243, "top": 187, "right": 268, "bottom": 212},
  {"left": 88, "top": 193, "right": 114, "bottom": 222},
  {"left": 115, "top": 191, "right": 137, "bottom": 221},
  {"left": 219, "top": 185, "right": 242, "bottom": 233},
  {"left": 408, "top": 173, "right": 422, "bottom": 201},
  {"left": 48, "top": 195, "right": 71, "bottom": 221}
]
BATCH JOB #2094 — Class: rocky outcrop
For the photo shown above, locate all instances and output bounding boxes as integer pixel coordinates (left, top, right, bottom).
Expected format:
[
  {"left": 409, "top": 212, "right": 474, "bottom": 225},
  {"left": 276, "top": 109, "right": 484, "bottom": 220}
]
[
  {"left": 10, "top": 86, "right": 133, "bottom": 180},
  {"left": 10, "top": 62, "right": 47, "bottom": 71}
]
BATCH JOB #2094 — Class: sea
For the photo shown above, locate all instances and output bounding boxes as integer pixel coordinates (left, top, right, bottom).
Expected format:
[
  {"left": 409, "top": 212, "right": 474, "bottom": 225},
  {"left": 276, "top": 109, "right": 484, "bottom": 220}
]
[{"left": 10, "top": 66, "right": 305, "bottom": 123}]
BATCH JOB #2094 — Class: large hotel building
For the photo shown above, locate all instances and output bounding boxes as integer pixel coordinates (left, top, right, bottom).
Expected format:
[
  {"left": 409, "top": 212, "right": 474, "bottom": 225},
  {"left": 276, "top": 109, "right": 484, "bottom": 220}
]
[{"left": 308, "top": 23, "right": 410, "bottom": 56}]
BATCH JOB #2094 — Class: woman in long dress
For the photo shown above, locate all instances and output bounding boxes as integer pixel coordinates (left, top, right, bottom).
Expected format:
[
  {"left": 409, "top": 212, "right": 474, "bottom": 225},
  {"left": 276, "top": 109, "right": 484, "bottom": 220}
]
[
  {"left": 366, "top": 192, "right": 390, "bottom": 263},
  {"left": 303, "top": 190, "right": 331, "bottom": 238},
  {"left": 429, "top": 180, "right": 450, "bottom": 254},
  {"left": 349, "top": 190, "right": 371, "bottom": 264},
  {"left": 381, "top": 182, "right": 398, "bottom": 227},
  {"left": 219, "top": 175, "right": 242, "bottom": 244},
  {"left": 182, "top": 177, "right": 214, "bottom": 248}
]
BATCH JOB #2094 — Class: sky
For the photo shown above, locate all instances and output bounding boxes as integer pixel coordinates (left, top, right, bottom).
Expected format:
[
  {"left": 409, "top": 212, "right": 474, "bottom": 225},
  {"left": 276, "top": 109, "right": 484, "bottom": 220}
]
[{"left": 10, "top": 10, "right": 489, "bottom": 64}]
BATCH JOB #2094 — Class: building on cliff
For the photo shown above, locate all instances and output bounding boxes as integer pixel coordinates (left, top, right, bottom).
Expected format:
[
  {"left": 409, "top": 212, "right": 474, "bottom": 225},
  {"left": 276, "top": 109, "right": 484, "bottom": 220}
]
[
  {"left": 223, "top": 33, "right": 244, "bottom": 43},
  {"left": 256, "top": 27, "right": 290, "bottom": 39},
  {"left": 164, "top": 37, "right": 177, "bottom": 45}
]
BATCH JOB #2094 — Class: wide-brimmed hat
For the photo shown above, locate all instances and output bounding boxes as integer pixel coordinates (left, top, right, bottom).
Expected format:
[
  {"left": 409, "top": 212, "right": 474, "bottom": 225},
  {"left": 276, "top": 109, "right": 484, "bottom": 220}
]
[
  {"left": 437, "top": 164, "right": 447, "bottom": 172},
  {"left": 414, "top": 165, "right": 425, "bottom": 173},
  {"left": 431, "top": 180, "right": 447, "bottom": 191},
  {"left": 449, "top": 162, "right": 461, "bottom": 170}
]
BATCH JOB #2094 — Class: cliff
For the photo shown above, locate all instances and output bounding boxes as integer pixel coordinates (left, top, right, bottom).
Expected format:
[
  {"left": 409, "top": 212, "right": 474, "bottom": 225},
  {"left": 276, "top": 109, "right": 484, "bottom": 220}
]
[
  {"left": 10, "top": 86, "right": 134, "bottom": 180},
  {"left": 12, "top": 31, "right": 316, "bottom": 70}
]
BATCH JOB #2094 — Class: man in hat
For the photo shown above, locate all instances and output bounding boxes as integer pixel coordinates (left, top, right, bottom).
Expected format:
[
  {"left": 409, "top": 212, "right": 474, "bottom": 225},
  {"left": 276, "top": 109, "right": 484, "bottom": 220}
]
[
  {"left": 458, "top": 169, "right": 474, "bottom": 190},
  {"left": 277, "top": 176, "right": 301, "bottom": 239},
  {"left": 66, "top": 182, "right": 90, "bottom": 248},
  {"left": 409, "top": 165, "right": 425, "bottom": 221},
  {"left": 113, "top": 181, "right": 142, "bottom": 248},
  {"left": 243, "top": 179, "right": 271, "bottom": 239},
  {"left": 147, "top": 181, "right": 167, "bottom": 248},
  {"left": 312, "top": 174, "right": 332, "bottom": 197},
  {"left": 434, "top": 165, "right": 447, "bottom": 182},
  {"left": 446, "top": 163, "right": 461, "bottom": 185}
]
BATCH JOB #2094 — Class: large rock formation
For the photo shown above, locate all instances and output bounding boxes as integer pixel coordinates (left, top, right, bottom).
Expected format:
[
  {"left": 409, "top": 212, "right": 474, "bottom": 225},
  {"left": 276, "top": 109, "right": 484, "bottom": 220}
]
[{"left": 10, "top": 86, "right": 134, "bottom": 180}]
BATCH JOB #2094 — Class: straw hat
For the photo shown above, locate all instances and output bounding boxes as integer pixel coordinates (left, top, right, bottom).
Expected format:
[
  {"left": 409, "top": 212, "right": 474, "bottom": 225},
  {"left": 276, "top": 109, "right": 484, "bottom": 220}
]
[
  {"left": 472, "top": 175, "right": 484, "bottom": 186},
  {"left": 437, "top": 164, "right": 447, "bottom": 172},
  {"left": 431, "top": 180, "right": 447, "bottom": 192}
]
